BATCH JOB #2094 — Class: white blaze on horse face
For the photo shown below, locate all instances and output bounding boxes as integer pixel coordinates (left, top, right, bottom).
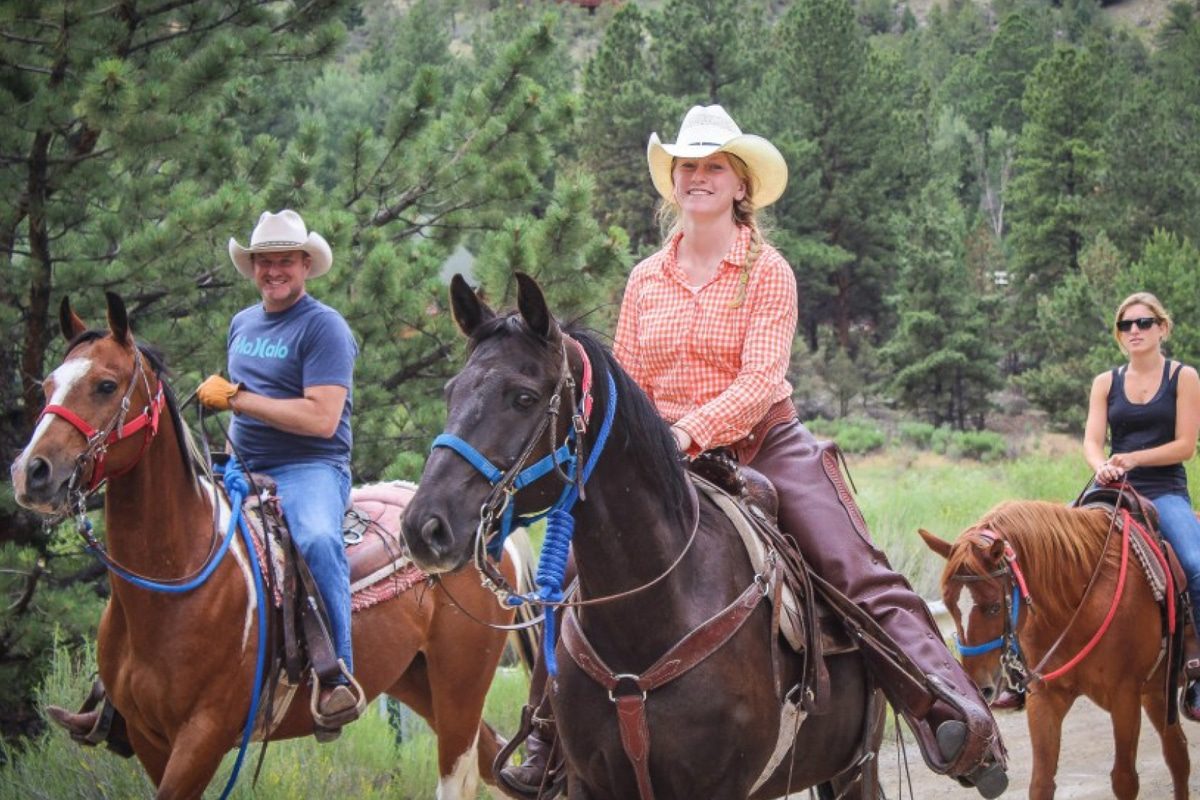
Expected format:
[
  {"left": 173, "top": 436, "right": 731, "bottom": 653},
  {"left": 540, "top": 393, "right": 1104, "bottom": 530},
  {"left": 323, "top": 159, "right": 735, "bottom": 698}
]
[
  {"left": 947, "top": 584, "right": 975, "bottom": 645},
  {"left": 11, "top": 358, "right": 93, "bottom": 492}
]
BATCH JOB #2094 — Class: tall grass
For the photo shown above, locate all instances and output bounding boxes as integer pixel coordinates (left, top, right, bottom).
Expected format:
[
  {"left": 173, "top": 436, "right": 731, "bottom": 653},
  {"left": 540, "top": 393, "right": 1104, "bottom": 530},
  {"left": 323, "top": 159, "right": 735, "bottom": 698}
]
[
  {"left": 7, "top": 445, "right": 1198, "bottom": 796},
  {"left": 0, "top": 639, "right": 529, "bottom": 800}
]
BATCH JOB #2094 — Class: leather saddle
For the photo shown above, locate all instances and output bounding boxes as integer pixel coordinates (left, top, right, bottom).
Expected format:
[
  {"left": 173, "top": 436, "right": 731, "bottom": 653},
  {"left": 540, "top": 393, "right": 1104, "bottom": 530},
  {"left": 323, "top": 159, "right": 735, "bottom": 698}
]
[
  {"left": 1073, "top": 481, "right": 1200, "bottom": 681},
  {"left": 687, "top": 451, "right": 857, "bottom": 716}
]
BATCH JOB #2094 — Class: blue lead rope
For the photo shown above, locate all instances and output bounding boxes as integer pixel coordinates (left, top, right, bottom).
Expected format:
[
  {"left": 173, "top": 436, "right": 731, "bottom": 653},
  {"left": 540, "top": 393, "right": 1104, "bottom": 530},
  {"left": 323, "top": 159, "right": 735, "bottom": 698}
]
[
  {"left": 431, "top": 370, "right": 618, "bottom": 676},
  {"left": 81, "top": 458, "right": 266, "bottom": 800}
]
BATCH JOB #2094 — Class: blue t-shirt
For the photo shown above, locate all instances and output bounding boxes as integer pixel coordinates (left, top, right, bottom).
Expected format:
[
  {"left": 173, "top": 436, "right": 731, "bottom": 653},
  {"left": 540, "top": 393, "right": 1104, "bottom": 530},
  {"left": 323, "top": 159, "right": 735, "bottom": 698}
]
[{"left": 228, "top": 293, "right": 358, "bottom": 470}]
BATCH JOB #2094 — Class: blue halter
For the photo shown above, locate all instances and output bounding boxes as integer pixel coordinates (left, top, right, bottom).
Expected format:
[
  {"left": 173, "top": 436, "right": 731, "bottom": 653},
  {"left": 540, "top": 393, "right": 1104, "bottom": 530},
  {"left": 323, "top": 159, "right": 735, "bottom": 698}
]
[
  {"left": 955, "top": 585, "right": 1022, "bottom": 657},
  {"left": 431, "top": 339, "right": 617, "bottom": 674}
]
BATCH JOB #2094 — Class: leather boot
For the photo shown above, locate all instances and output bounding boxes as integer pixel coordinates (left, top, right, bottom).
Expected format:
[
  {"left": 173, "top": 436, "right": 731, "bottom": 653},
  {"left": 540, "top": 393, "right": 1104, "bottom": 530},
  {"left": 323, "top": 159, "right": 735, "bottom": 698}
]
[
  {"left": 497, "top": 719, "right": 564, "bottom": 800},
  {"left": 749, "top": 421, "right": 1008, "bottom": 796}
]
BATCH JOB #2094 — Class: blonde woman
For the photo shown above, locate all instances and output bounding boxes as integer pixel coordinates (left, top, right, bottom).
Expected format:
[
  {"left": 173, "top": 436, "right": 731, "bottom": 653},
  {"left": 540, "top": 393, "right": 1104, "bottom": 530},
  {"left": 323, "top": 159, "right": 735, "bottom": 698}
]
[
  {"left": 500, "top": 105, "right": 1008, "bottom": 799},
  {"left": 1084, "top": 292, "right": 1200, "bottom": 719}
]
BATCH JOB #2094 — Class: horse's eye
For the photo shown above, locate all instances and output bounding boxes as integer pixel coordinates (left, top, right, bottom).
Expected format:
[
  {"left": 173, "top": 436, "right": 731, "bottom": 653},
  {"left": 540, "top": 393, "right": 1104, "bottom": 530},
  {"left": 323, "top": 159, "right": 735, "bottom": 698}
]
[
  {"left": 980, "top": 603, "right": 1003, "bottom": 617},
  {"left": 96, "top": 380, "right": 119, "bottom": 395},
  {"left": 513, "top": 390, "right": 538, "bottom": 410}
]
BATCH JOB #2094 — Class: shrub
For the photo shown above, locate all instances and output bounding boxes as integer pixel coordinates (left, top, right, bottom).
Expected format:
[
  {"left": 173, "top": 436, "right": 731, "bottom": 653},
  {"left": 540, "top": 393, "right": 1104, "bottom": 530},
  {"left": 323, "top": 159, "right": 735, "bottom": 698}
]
[
  {"left": 952, "top": 430, "right": 1009, "bottom": 462},
  {"left": 897, "top": 421, "right": 936, "bottom": 449},
  {"left": 804, "top": 417, "right": 886, "bottom": 454}
]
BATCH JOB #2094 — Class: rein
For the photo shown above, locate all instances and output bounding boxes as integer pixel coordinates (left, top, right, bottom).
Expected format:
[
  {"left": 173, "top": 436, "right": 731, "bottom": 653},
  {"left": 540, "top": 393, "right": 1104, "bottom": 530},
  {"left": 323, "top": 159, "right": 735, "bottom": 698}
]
[
  {"left": 430, "top": 334, "right": 703, "bottom": 673},
  {"left": 952, "top": 502, "right": 1160, "bottom": 690}
]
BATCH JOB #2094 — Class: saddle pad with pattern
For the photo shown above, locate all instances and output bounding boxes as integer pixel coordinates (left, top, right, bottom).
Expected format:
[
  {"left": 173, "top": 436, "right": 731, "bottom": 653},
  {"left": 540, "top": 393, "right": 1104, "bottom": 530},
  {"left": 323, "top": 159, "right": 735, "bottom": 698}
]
[
  {"left": 241, "top": 480, "right": 426, "bottom": 613},
  {"left": 1078, "top": 501, "right": 1170, "bottom": 602}
]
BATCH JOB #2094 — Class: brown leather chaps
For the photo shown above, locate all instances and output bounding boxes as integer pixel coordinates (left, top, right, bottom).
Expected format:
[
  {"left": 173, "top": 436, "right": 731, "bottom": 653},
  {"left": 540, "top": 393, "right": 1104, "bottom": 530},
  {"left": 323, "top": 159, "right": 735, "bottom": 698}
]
[{"left": 748, "top": 419, "right": 1006, "bottom": 778}]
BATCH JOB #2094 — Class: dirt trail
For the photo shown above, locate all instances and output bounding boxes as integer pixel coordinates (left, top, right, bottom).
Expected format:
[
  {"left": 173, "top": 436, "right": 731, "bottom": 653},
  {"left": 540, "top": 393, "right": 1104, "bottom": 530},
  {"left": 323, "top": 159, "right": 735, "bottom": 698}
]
[{"left": 873, "top": 697, "right": 1200, "bottom": 798}]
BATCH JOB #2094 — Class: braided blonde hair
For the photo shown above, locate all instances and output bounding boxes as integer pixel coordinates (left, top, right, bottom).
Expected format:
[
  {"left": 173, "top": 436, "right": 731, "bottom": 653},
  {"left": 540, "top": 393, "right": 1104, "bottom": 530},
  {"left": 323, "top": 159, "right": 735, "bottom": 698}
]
[{"left": 656, "top": 153, "right": 767, "bottom": 308}]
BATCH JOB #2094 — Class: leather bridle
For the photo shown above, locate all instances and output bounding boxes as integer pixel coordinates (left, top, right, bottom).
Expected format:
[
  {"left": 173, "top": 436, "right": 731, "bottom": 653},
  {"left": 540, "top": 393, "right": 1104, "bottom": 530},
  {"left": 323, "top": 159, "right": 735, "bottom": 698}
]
[{"left": 40, "top": 345, "right": 166, "bottom": 503}]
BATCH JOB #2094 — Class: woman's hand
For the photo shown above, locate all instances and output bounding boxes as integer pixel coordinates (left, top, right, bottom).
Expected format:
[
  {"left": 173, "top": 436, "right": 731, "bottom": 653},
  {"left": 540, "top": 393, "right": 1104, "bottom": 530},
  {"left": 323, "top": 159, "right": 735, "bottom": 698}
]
[
  {"left": 1095, "top": 456, "right": 1130, "bottom": 483},
  {"left": 1107, "top": 452, "right": 1138, "bottom": 471},
  {"left": 671, "top": 426, "right": 692, "bottom": 453}
]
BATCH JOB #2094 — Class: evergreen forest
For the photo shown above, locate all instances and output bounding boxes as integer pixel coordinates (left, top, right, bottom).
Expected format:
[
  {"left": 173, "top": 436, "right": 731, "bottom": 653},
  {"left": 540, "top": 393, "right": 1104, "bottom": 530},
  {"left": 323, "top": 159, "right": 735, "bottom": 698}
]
[{"left": 2, "top": 0, "right": 1199, "bottom": 746}]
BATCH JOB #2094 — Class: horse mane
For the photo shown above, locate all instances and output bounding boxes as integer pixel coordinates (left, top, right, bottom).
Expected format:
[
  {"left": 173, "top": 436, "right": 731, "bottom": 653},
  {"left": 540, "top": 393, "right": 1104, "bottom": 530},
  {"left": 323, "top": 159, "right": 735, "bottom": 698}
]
[
  {"left": 566, "top": 324, "right": 692, "bottom": 526},
  {"left": 951, "top": 500, "right": 1114, "bottom": 621},
  {"left": 468, "top": 314, "right": 691, "bottom": 530},
  {"left": 66, "top": 329, "right": 197, "bottom": 484}
]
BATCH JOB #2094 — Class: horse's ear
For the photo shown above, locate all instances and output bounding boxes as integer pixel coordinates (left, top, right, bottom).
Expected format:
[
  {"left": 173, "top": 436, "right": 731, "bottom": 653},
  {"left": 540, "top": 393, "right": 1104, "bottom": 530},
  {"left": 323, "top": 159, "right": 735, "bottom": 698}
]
[
  {"left": 917, "top": 528, "right": 952, "bottom": 561},
  {"left": 450, "top": 274, "right": 495, "bottom": 338},
  {"left": 515, "top": 272, "right": 558, "bottom": 341},
  {"left": 986, "top": 537, "right": 1006, "bottom": 563},
  {"left": 59, "top": 297, "right": 87, "bottom": 342},
  {"left": 104, "top": 291, "right": 132, "bottom": 346}
]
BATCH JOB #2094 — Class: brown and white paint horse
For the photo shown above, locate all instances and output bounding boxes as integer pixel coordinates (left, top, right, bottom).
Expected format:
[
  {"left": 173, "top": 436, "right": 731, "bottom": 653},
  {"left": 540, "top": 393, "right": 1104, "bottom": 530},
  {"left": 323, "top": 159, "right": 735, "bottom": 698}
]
[{"left": 11, "top": 292, "right": 520, "bottom": 800}]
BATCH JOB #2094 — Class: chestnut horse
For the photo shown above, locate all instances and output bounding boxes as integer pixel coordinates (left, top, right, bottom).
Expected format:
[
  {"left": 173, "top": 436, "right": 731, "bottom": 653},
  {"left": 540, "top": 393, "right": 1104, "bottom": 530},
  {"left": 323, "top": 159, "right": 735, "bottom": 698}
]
[
  {"left": 10, "top": 292, "right": 520, "bottom": 800},
  {"left": 920, "top": 500, "right": 1190, "bottom": 799},
  {"left": 402, "top": 274, "right": 884, "bottom": 800}
]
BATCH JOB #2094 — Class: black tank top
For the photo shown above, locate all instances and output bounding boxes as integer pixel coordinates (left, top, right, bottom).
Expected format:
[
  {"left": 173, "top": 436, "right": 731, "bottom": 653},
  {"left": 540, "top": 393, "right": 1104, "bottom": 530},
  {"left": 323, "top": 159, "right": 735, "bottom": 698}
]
[{"left": 1108, "top": 359, "right": 1189, "bottom": 500}]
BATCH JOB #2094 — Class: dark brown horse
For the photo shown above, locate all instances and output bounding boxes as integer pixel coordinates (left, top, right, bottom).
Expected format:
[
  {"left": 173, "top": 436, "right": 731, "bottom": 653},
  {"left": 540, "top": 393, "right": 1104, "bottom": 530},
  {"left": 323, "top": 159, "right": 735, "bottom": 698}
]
[
  {"left": 401, "top": 274, "right": 883, "bottom": 800},
  {"left": 10, "top": 292, "right": 520, "bottom": 800},
  {"left": 920, "top": 500, "right": 1190, "bottom": 799}
]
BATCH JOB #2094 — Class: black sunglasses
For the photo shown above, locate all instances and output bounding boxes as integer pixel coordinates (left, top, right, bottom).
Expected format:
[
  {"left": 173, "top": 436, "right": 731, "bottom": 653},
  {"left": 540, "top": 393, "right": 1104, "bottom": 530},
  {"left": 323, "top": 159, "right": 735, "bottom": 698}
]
[{"left": 1116, "top": 316, "right": 1159, "bottom": 333}]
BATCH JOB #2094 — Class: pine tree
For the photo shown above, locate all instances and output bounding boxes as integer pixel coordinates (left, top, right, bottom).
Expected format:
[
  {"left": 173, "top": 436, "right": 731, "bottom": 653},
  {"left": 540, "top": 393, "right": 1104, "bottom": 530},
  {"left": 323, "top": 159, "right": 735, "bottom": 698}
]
[
  {"left": 576, "top": 4, "right": 670, "bottom": 253},
  {"left": 0, "top": 0, "right": 353, "bottom": 542},
  {"left": 765, "top": 0, "right": 907, "bottom": 352},
  {"left": 882, "top": 179, "right": 1002, "bottom": 429},
  {"left": 1007, "top": 46, "right": 1107, "bottom": 309}
]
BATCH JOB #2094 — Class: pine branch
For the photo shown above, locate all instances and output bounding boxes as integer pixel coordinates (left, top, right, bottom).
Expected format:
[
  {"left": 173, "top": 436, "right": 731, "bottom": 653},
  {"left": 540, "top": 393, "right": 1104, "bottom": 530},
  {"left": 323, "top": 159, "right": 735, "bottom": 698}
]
[{"left": 5, "top": 560, "right": 45, "bottom": 616}]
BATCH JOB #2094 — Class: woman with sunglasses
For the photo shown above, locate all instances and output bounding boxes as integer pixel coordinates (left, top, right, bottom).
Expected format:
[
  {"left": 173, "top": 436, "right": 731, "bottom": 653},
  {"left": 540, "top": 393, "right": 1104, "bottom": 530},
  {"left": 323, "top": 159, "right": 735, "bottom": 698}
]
[{"left": 1084, "top": 291, "right": 1200, "bottom": 719}]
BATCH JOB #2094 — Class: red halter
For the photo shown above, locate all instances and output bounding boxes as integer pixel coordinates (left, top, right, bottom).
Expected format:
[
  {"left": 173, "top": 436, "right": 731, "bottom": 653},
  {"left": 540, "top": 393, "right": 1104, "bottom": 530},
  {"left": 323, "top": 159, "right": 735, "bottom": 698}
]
[{"left": 39, "top": 357, "right": 166, "bottom": 493}]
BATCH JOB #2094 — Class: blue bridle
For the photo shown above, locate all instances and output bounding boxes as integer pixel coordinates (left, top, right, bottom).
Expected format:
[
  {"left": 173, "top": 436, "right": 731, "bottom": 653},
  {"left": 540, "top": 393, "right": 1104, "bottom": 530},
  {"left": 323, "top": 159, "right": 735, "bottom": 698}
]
[
  {"left": 954, "top": 585, "right": 1022, "bottom": 657},
  {"left": 430, "top": 337, "right": 617, "bottom": 674}
]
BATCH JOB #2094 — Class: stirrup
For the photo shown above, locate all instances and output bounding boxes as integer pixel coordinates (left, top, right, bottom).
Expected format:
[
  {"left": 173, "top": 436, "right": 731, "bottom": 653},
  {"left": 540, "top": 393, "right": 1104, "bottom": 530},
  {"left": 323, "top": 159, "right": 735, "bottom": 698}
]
[{"left": 309, "top": 660, "right": 366, "bottom": 742}]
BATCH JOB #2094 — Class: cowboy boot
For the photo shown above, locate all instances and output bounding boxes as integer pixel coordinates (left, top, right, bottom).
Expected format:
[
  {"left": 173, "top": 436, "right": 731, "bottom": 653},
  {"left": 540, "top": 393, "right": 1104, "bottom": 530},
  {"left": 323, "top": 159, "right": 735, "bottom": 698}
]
[
  {"left": 749, "top": 422, "right": 1008, "bottom": 798},
  {"left": 46, "top": 705, "right": 101, "bottom": 738},
  {"left": 497, "top": 717, "right": 565, "bottom": 800}
]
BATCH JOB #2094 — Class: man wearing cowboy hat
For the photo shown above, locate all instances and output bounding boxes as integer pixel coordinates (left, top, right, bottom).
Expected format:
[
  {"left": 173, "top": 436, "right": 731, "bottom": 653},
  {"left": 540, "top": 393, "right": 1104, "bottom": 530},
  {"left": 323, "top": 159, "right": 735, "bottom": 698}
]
[{"left": 198, "top": 209, "right": 363, "bottom": 737}]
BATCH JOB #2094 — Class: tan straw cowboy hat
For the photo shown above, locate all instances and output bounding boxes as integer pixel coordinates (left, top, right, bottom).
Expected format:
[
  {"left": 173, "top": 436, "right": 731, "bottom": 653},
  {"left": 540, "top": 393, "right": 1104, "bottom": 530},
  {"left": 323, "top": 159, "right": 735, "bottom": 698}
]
[
  {"left": 228, "top": 210, "right": 333, "bottom": 279},
  {"left": 647, "top": 105, "right": 788, "bottom": 209}
]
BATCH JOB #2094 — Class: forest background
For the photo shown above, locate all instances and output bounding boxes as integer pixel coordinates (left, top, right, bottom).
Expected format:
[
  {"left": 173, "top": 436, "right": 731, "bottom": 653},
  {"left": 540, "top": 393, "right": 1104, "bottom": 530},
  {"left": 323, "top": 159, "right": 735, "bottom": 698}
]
[{"left": 1, "top": 0, "right": 1199, "bottom": 747}]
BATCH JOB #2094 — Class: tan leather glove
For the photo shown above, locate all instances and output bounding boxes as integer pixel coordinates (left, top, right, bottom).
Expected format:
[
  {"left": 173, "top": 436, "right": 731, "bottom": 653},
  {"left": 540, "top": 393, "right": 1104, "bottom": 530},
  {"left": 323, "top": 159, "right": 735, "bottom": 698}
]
[{"left": 197, "top": 374, "right": 242, "bottom": 412}]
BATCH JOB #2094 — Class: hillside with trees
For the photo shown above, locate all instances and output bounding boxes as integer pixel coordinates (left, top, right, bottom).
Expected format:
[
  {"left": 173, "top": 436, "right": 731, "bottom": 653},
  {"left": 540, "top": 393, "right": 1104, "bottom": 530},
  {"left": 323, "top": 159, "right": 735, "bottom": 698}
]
[{"left": 1, "top": 0, "right": 1198, "bottom": 743}]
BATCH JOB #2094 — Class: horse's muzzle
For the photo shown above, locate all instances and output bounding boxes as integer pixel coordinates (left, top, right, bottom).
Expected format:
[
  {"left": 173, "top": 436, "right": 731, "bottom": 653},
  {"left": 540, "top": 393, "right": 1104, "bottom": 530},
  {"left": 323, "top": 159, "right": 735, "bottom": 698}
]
[
  {"left": 401, "top": 512, "right": 469, "bottom": 573},
  {"left": 10, "top": 453, "right": 71, "bottom": 514}
]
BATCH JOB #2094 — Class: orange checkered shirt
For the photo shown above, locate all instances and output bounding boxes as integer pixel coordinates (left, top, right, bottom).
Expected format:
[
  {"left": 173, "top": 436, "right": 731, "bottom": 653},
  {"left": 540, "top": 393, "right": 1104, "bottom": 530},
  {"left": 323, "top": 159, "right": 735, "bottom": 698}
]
[{"left": 613, "top": 225, "right": 797, "bottom": 452}]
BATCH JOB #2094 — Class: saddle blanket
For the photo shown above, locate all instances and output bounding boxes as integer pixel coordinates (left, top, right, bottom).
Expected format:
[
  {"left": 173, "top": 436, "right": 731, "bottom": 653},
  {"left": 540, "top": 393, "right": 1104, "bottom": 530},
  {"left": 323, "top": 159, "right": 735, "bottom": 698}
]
[{"left": 242, "top": 480, "right": 426, "bottom": 613}]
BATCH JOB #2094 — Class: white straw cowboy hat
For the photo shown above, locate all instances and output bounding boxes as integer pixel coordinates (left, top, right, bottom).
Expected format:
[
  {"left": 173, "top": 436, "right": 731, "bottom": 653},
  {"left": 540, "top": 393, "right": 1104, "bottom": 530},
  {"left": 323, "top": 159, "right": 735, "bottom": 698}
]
[
  {"left": 228, "top": 210, "right": 333, "bottom": 279},
  {"left": 647, "top": 105, "right": 788, "bottom": 209}
]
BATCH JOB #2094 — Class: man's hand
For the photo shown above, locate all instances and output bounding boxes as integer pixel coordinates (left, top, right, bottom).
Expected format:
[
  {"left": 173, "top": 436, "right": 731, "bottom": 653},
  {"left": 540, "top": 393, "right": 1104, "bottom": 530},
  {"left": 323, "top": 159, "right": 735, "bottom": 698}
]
[{"left": 197, "top": 374, "right": 241, "bottom": 412}]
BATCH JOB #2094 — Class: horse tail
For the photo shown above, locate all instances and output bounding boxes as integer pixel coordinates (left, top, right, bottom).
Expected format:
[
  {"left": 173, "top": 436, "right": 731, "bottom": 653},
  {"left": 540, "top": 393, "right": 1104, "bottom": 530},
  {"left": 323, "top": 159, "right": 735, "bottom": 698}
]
[{"left": 504, "top": 528, "right": 541, "bottom": 673}]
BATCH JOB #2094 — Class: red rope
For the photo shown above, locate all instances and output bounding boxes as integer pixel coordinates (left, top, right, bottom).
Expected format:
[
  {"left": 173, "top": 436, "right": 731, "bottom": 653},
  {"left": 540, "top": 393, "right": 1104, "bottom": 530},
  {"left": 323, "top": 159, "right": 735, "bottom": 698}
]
[{"left": 1039, "top": 507, "right": 1132, "bottom": 682}]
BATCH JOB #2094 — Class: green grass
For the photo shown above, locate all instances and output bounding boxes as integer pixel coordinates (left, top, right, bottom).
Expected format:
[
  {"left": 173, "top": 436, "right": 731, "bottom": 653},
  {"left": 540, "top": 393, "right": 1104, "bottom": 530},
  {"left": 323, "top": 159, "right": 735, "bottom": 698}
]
[
  {"left": 10, "top": 445, "right": 1200, "bottom": 796},
  {"left": 0, "top": 641, "right": 530, "bottom": 800}
]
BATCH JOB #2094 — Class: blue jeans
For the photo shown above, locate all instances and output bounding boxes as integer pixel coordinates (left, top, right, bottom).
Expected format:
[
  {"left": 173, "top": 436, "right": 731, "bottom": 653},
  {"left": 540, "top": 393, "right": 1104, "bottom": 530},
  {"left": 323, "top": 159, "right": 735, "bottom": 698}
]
[
  {"left": 268, "top": 461, "right": 354, "bottom": 676},
  {"left": 1152, "top": 493, "right": 1200, "bottom": 626}
]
